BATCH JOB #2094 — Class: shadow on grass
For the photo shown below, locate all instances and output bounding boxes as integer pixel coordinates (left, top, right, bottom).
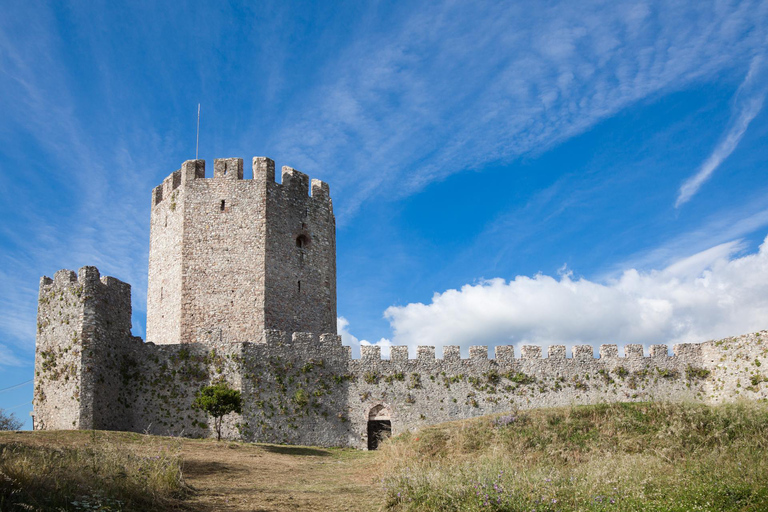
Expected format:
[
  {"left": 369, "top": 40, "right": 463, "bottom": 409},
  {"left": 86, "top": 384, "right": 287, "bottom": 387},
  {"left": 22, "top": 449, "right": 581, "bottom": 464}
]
[
  {"left": 183, "top": 460, "right": 247, "bottom": 477},
  {"left": 260, "top": 445, "right": 332, "bottom": 457}
]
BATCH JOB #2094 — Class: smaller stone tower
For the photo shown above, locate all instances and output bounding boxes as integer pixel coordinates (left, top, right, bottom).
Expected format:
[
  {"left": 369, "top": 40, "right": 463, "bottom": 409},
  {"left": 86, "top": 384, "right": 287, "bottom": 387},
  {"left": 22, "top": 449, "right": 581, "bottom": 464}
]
[
  {"left": 33, "top": 267, "right": 133, "bottom": 430},
  {"left": 146, "top": 157, "right": 336, "bottom": 345}
]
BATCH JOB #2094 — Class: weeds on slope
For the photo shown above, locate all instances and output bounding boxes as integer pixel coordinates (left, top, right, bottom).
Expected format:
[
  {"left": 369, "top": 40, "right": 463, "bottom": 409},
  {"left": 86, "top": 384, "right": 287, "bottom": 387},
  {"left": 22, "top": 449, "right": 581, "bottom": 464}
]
[
  {"left": 377, "top": 401, "right": 768, "bottom": 512},
  {"left": 0, "top": 431, "right": 188, "bottom": 511}
]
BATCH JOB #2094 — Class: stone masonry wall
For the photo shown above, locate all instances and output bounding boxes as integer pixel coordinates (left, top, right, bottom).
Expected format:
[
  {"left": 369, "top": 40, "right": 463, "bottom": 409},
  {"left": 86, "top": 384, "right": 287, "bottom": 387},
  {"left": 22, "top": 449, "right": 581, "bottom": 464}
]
[
  {"left": 345, "top": 343, "right": 705, "bottom": 448},
  {"left": 34, "top": 270, "right": 89, "bottom": 430},
  {"left": 34, "top": 267, "right": 132, "bottom": 430},
  {"left": 264, "top": 165, "right": 337, "bottom": 335},
  {"left": 34, "top": 265, "right": 768, "bottom": 450},
  {"left": 238, "top": 331, "right": 354, "bottom": 447},
  {"left": 34, "top": 154, "right": 768, "bottom": 447},
  {"left": 146, "top": 161, "right": 193, "bottom": 344},
  {"left": 146, "top": 157, "right": 335, "bottom": 344}
]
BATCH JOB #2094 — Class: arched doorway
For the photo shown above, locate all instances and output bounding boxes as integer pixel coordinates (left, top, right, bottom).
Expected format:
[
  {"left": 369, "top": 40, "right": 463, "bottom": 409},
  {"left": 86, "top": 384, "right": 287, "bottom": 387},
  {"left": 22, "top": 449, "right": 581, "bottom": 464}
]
[{"left": 367, "top": 405, "right": 392, "bottom": 450}]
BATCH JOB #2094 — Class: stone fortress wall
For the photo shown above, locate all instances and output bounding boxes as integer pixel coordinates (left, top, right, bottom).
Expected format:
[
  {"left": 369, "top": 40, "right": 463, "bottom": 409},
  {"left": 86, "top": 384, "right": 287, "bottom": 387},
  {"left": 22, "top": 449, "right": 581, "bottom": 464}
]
[
  {"left": 32, "top": 156, "right": 768, "bottom": 449},
  {"left": 34, "top": 265, "right": 768, "bottom": 449}
]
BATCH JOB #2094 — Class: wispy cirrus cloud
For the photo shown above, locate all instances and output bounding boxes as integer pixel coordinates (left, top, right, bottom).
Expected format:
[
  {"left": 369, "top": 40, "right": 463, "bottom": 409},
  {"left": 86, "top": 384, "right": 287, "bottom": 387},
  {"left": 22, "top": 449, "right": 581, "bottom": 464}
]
[
  {"left": 0, "top": 344, "right": 24, "bottom": 368},
  {"left": 676, "top": 54, "right": 768, "bottom": 208},
  {"left": 271, "top": 1, "right": 767, "bottom": 217},
  {"left": 0, "top": 4, "right": 164, "bottom": 356}
]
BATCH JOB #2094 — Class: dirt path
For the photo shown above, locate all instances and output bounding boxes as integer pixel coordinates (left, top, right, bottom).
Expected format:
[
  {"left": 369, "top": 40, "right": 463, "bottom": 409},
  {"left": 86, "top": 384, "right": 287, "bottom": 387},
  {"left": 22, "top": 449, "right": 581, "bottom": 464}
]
[
  {"left": 179, "top": 440, "right": 382, "bottom": 511},
  {"left": 1, "top": 431, "right": 385, "bottom": 512}
]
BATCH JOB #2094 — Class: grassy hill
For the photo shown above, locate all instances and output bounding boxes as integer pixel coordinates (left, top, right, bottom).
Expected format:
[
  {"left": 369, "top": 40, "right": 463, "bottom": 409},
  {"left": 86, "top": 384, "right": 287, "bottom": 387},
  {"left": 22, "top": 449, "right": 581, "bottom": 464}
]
[
  {"left": 378, "top": 401, "right": 768, "bottom": 511},
  {"left": 2, "top": 401, "right": 768, "bottom": 511}
]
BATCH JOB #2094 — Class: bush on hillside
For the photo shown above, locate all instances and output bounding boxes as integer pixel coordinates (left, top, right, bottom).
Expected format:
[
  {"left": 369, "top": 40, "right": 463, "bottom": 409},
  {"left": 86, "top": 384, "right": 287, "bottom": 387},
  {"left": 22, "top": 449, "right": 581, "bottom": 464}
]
[{"left": 0, "top": 409, "right": 22, "bottom": 431}]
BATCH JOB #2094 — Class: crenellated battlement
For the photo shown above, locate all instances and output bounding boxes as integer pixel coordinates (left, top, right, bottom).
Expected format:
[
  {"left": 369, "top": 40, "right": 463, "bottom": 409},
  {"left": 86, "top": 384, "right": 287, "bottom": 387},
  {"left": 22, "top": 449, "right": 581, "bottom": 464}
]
[
  {"left": 150, "top": 157, "right": 332, "bottom": 208},
  {"left": 259, "top": 329, "right": 344, "bottom": 348},
  {"left": 41, "top": 266, "right": 131, "bottom": 301},
  {"left": 352, "top": 343, "right": 683, "bottom": 362}
]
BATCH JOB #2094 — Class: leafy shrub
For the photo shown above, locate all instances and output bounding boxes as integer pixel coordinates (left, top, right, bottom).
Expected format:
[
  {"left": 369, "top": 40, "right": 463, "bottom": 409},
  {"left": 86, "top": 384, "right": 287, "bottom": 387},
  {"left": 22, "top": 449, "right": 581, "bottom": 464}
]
[{"left": 194, "top": 382, "right": 242, "bottom": 441}]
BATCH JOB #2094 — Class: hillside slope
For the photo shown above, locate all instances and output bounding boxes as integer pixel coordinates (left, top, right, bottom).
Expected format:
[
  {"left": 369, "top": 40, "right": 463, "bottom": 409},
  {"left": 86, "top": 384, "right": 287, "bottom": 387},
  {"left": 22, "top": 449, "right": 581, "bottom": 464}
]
[
  {"left": 3, "top": 401, "right": 768, "bottom": 511},
  {"left": 377, "top": 401, "right": 768, "bottom": 511}
]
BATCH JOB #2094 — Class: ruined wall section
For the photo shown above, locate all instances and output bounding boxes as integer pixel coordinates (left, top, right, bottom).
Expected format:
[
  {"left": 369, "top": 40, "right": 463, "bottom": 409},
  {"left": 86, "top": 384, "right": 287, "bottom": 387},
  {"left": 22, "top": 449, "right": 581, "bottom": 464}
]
[
  {"left": 264, "top": 166, "right": 336, "bottom": 334},
  {"left": 345, "top": 343, "right": 713, "bottom": 449},
  {"left": 34, "top": 262, "right": 767, "bottom": 449},
  {"left": 698, "top": 331, "right": 768, "bottom": 402},
  {"left": 113, "top": 339, "right": 244, "bottom": 439}
]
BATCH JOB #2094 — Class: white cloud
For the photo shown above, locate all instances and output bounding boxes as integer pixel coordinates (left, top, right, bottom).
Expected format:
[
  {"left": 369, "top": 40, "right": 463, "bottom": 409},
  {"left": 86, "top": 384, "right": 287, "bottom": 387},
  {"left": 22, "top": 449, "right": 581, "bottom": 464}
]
[
  {"left": 381, "top": 236, "right": 768, "bottom": 354},
  {"left": 338, "top": 316, "right": 392, "bottom": 359},
  {"left": 676, "top": 54, "right": 767, "bottom": 208}
]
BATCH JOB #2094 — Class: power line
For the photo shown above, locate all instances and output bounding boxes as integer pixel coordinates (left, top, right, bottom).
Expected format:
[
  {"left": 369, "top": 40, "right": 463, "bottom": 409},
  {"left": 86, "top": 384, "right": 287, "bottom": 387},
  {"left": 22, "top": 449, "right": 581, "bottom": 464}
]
[
  {"left": 0, "top": 379, "right": 33, "bottom": 394},
  {"left": 4, "top": 400, "right": 32, "bottom": 411}
]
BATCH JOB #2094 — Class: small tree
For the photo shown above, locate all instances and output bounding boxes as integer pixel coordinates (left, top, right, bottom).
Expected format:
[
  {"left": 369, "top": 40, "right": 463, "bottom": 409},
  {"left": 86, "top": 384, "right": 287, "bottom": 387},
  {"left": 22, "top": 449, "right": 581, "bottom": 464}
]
[
  {"left": 194, "top": 382, "right": 242, "bottom": 441},
  {"left": 0, "top": 408, "right": 23, "bottom": 431}
]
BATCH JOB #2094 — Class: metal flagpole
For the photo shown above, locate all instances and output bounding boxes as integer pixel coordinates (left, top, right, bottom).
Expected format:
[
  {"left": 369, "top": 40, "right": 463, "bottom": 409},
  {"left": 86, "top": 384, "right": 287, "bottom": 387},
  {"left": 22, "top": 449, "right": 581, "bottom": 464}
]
[{"left": 196, "top": 103, "right": 200, "bottom": 160}]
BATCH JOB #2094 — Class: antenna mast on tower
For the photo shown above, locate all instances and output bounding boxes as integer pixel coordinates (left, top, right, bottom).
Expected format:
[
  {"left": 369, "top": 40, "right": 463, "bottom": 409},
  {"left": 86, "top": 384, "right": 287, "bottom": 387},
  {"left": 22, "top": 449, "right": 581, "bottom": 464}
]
[{"left": 196, "top": 103, "right": 200, "bottom": 160}]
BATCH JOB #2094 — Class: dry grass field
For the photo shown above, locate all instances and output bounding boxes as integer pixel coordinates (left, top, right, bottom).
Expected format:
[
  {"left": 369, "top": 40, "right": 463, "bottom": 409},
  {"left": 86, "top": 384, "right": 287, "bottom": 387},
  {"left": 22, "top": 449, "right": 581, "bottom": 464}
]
[
  {"left": 0, "top": 430, "right": 381, "bottom": 511},
  {"left": 3, "top": 402, "right": 768, "bottom": 511}
]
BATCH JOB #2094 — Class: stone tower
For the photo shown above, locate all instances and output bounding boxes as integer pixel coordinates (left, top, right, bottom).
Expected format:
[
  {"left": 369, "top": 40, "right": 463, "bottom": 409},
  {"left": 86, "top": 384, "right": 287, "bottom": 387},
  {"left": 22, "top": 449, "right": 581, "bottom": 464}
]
[{"left": 146, "top": 157, "right": 336, "bottom": 345}]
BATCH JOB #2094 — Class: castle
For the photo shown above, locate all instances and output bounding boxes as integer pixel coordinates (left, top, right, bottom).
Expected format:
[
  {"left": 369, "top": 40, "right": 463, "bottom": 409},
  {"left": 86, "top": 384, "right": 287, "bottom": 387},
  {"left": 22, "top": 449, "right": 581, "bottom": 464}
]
[{"left": 33, "top": 157, "right": 768, "bottom": 449}]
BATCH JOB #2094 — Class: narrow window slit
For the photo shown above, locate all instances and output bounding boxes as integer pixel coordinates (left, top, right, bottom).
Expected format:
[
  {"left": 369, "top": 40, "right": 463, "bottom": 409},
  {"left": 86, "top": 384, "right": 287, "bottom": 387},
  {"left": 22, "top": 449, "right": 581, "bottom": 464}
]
[
  {"left": 220, "top": 200, "right": 225, "bottom": 211},
  {"left": 298, "top": 280, "right": 301, "bottom": 292}
]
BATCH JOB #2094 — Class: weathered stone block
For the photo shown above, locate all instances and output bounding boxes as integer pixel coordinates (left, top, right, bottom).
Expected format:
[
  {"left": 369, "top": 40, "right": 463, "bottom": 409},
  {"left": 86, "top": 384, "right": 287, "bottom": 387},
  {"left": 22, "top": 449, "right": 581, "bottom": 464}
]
[
  {"left": 547, "top": 345, "right": 566, "bottom": 359},
  {"left": 521, "top": 345, "right": 541, "bottom": 359}
]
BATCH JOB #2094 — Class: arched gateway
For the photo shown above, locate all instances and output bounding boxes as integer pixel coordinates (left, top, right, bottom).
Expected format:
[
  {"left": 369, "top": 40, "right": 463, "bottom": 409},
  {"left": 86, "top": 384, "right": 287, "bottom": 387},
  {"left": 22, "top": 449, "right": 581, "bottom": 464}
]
[{"left": 367, "top": 405, "right": 392, "bottom": 450}]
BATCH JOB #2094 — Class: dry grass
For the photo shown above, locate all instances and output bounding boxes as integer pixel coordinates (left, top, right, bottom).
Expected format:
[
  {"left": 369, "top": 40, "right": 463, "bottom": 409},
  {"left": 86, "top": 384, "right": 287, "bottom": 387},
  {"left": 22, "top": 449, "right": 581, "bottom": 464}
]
[
  {"left": 375, "top": 401, "right": 768, "bottom": 511},
  {"left": 0, "top": 430, "right": 381, "bottom": 512},
  {"left": 1, "top": 430, "right": 188, "bottom": 511},
  {"left": 4, "top": 402, "right": 767, "bottom": 511}
]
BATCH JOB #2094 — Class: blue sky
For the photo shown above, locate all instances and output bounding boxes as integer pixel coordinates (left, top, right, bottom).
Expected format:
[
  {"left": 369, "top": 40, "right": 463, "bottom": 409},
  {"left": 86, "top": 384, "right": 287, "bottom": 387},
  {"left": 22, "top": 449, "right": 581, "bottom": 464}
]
[{"left": 2, "top": 1, "right": 768, "bottom": 428}]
